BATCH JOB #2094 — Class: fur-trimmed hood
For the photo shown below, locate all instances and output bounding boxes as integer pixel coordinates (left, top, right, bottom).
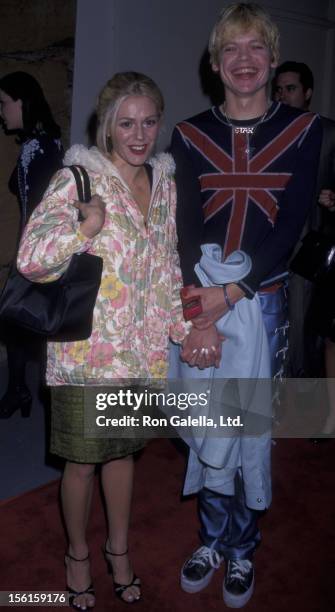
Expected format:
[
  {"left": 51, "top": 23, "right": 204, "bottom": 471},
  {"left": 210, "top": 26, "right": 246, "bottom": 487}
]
[{"left": 63, "top": 145, "right": 175, "bottom": 178}]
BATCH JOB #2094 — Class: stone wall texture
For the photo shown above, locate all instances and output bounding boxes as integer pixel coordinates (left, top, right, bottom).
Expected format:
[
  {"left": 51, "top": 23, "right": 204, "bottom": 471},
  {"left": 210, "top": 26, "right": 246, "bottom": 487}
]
[{"left": 0, "top": 0, "right": 76, "bottom": 288}]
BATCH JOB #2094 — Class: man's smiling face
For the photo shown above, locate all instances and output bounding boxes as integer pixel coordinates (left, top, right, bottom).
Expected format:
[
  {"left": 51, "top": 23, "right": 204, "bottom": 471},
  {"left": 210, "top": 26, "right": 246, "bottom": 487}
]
[{"left": 213, "top": 27, "right": 276, "bottom": 98}]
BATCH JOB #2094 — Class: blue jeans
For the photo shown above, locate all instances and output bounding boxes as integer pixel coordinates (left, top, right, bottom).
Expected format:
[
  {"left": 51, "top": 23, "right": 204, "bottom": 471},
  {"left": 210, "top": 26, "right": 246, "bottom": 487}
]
[{"left": 199, "top": 286, "right": 288, "bottom": 560}]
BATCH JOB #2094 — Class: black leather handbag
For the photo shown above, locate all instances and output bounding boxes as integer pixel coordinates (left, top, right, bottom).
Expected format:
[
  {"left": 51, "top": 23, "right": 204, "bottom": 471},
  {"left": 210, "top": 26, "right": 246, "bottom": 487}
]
[
  {"left": 290, "top": 230, "right": 335, "bottom": 283},
  {"left": 0, "top": 165, "right": 103, "bottom": 341}
]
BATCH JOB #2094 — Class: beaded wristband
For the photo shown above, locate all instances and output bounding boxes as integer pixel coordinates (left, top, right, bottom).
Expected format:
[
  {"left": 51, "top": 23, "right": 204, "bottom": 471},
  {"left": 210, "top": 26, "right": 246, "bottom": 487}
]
[{"left": 223, "top": 285, "right": 235, "bottom": 311}]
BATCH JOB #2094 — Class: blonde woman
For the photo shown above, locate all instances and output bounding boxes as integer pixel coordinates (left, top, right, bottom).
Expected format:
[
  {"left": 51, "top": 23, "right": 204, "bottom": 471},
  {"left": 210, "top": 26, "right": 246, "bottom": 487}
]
[{"left": 17, "top": 72, "right": 208, "bottom": 609}]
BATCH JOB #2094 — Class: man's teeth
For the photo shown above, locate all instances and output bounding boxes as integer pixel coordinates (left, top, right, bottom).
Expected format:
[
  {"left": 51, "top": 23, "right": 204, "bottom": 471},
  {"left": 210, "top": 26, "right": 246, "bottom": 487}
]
[{"left": 234, "top": 68, "right": 256, "bottom": 74}]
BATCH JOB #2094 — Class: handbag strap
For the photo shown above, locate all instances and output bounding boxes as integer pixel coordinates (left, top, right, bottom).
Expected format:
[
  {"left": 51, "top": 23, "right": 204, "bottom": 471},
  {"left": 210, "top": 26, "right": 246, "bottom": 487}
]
[{"left": 67, "top": 165, "right": 92, "bottom": 203}]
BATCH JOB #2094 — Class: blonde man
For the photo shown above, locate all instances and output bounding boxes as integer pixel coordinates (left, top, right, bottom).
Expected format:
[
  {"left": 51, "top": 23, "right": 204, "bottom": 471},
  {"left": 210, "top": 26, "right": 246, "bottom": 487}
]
[{"left": 171, "top": 3, "right": 322, "bottom": 607}]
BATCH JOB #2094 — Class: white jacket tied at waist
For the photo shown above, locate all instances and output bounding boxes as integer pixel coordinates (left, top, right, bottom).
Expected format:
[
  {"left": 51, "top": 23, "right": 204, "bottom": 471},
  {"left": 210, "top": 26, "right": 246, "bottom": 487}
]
[{"left": 168, "top": 246, "right": 272, "bottom": 510}]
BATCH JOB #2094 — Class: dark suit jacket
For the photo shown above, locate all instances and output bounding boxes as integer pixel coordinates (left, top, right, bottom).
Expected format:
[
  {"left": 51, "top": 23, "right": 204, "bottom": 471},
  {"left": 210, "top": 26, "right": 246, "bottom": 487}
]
[
  {"left": 317, "top": 116, "right": 335, "bottom": 234},
  {"left": 289, "top": 114, "right": 335, "bottom": 376}
]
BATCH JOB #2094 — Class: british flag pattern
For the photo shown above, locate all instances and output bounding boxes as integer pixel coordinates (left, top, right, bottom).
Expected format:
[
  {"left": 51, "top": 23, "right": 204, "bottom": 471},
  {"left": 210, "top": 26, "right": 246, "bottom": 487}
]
[{"left": 171, "top": 102, "right": 322, "bottom": 294}]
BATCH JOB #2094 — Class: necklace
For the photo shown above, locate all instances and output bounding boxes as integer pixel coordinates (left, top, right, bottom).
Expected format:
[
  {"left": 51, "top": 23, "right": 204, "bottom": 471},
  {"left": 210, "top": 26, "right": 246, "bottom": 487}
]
[{"left": 222, "top": 103, "right": 269, "bottom": 156}]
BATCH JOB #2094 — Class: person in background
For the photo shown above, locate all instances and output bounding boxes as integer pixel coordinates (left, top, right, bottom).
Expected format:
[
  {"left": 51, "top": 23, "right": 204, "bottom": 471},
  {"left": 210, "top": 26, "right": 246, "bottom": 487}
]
[
  {"left": 170, "top": 3, "right": 322, "bottom": 608},
  {"left": 314, "top": 186, "right": 335, "bottom": 436},
  {"left": 17, "top": 71, "right": 203, "bottom": 610},
  {"left": 0, "top": 71, "right": 63, "bottom": 418},
  {"left": 273, "top": 61, "right": 335, "bottom": 438},
  {"left": 272, "top": 60, "right": 313, "bottom": 111}
]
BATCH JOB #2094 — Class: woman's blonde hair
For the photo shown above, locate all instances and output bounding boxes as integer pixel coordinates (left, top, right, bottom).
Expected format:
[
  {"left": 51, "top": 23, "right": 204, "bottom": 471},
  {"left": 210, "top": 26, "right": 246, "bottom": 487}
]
[
  {"left": 209, "top": 2, "right": 280, "bottom": 67},
  {"left": 96, "top": 72, "right": 164, "bottom": 153}
]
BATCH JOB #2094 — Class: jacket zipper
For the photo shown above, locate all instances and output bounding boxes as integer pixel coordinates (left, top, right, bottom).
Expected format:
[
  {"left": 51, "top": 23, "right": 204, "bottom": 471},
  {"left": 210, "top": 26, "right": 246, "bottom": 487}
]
[{"left": 142, "top": 172, "right": 162, "bottom": 379}]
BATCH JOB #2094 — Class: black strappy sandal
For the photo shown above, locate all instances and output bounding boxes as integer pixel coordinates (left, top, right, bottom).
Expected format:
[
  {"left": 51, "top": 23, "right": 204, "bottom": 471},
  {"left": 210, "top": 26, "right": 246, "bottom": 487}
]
[
  {"left": 103, "top": 543, "right": 141, "bottom": 604},
  {"left": 65, "top": 552, "right": 95, "bottom": 610}
]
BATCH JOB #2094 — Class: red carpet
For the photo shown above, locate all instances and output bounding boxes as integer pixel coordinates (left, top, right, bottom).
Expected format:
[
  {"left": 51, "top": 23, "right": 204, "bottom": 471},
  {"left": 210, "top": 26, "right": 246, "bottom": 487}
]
[{"left": 1, "top": 438, "right": 334, "bottom": 611}]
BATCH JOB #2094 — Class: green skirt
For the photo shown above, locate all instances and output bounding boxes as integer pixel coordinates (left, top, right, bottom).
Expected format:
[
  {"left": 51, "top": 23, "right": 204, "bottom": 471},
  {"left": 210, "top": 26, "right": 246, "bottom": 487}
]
[{"left": 50, "top": 386, "right": 146, "bottom": 463}]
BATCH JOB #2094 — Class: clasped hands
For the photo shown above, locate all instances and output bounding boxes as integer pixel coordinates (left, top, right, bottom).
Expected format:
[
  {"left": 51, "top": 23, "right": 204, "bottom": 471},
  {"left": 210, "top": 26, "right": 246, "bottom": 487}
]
[{"left": 180, "top": 284, "right": 245, "bottom": 369}]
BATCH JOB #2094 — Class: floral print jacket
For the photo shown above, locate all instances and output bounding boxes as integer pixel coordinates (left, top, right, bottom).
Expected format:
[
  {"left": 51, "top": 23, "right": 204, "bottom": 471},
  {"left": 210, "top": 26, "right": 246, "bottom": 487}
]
[{"left": 17, "top": 145, "right": 190, "bottom": 385}]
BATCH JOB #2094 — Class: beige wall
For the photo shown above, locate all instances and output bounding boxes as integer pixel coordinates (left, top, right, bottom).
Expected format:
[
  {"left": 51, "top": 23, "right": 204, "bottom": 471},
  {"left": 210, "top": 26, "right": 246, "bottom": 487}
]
[{"left": 0, "top": 0, "right": 76, "bottom": 288}]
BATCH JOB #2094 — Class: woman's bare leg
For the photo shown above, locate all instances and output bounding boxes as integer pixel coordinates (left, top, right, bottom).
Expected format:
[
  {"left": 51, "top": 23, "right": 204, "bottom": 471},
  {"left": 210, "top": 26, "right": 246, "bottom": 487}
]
[
  {"left": 101, "top": 455, "right": 140, "bottom": 602},
  {"left": 61, "top": 461, "right": 96, "bottom": 609}
]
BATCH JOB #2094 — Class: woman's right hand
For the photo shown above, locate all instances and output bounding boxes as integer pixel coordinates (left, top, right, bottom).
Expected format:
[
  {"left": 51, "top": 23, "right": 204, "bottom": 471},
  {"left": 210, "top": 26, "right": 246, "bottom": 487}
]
[
  {"left": 74, "top": 195, "right": 106, "bottom": 238},
  {"left": 181, "top": 324, "right": 224, "bottom": 369}
]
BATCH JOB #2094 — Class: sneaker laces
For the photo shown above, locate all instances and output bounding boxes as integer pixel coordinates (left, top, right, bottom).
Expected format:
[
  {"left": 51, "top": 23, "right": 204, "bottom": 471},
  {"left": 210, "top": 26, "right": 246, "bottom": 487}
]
[
  {"left": 228, "top": 560, "right": 252, "bottom": 581},
  {"left": 189, "top": 546, "right": 222, "bottom": 570}
]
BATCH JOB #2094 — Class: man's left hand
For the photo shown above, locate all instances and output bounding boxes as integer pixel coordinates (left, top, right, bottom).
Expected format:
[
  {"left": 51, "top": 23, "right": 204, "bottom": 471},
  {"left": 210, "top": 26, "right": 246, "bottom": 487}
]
[{"left": 184, "top": 285, "right": 245, "bottom": 329}]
